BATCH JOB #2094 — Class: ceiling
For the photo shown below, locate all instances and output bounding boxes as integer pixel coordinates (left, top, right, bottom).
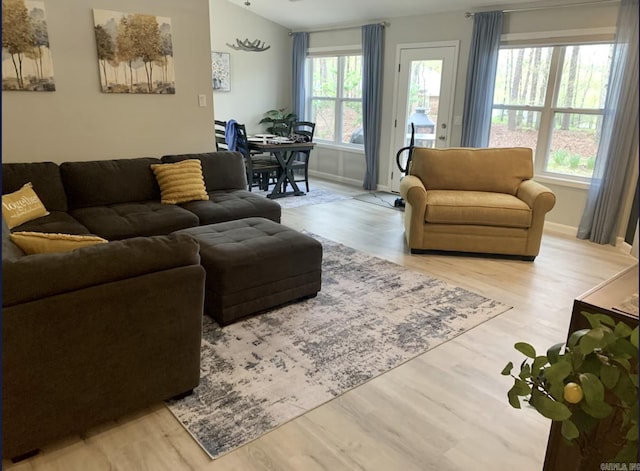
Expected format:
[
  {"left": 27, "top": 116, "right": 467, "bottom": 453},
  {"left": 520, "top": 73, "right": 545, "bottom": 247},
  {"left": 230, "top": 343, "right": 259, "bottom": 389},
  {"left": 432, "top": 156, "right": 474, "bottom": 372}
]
[{"left": 225, "top": 0, "right": 593, "bottom": 30}]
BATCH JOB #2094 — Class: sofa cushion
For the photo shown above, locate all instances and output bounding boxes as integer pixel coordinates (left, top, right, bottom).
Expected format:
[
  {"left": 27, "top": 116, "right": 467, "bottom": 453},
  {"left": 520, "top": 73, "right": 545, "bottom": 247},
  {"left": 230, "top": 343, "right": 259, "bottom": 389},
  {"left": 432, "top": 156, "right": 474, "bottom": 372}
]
[
  {"left": 9, "top": 211, "right": 92, "bottom": 235},
  {"left": 410, "top": 147, "right": 534, "bottom": 195},
  {"left": 2, "top": 162, "right": 68, "bottom": 211},
  {"left": 151, "top": 160, "right": 209, "bottom": 204},
  {"left": 70, "top": 201, "right": 199, "bottom": 240},
  {"left": 2, "top": 182, "right": 50, "bottom": 229},
  {"left": 10, "top": 232, "right": 108, "bottom": 255},
  {"left": 179, "top": 189, "right": 281, "bottom": 225},
  {"left": 2, "top": 218, "right": 25, "bottom": 261},
  {"left": 161, "top": 152, "right": 247, "bottom": 191},
  {"left": 61, "top": 158, "right": 162, "bottom": 208},
  {"left": 425, "top": 190, "right": 532, "bottom": 228}
]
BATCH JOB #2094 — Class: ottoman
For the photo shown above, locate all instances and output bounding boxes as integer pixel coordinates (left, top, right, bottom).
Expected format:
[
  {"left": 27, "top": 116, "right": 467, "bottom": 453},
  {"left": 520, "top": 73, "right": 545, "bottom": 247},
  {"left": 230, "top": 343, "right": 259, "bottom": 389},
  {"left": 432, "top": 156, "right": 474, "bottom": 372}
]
[{"left": 176, "top": 217, "right": 322, "bottom": 325}]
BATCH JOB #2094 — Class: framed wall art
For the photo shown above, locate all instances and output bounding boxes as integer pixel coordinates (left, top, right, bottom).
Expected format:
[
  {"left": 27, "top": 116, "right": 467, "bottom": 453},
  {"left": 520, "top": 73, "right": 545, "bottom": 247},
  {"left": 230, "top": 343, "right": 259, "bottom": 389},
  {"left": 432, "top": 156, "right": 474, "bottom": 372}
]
[
  {"left": 211, "top": 51, "right": 230, "bottom": 92},
  {"left": 2, "top": 0, "right": 56, "bottom": 91},
  {"left": 93, "top": 9, "right": 175, "bottom": 94}
]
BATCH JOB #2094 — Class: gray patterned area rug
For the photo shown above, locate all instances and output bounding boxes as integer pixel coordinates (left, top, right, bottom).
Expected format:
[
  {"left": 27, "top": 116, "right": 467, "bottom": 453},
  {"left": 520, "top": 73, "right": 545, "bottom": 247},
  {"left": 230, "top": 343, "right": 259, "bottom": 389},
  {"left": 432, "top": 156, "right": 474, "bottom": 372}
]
[
  {"left": 166, "top": 235, "right": 511, "bottom": 459},
  {"left": 253, "top": 187, "right": 352, "bottom": 208}
]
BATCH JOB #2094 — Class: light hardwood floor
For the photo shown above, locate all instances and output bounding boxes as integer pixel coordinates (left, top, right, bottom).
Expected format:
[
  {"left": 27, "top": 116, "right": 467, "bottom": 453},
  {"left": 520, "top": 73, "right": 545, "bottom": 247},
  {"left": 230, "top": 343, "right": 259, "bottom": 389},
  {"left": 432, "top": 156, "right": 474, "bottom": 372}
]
[{"left": 5, "top": 178, "right": 637, "bottom": 471}]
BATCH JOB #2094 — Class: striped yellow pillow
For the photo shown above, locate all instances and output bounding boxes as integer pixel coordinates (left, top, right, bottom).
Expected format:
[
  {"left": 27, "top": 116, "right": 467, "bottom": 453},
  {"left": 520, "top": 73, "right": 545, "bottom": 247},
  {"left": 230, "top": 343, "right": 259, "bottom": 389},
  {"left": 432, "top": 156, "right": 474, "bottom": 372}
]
[
  {"left": 151, "top": 159, "right": 209, "bottom": 205},
  {"left": 10, "top": 232, "right": 108, "bottom": 255}
]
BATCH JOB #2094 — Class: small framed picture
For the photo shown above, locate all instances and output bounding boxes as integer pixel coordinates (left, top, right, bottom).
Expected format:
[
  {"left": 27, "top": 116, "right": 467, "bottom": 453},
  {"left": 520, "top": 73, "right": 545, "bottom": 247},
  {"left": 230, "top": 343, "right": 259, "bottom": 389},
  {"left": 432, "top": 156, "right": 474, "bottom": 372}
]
[{"left": 211, "top": 51, "right": 230, "bottom": 92}]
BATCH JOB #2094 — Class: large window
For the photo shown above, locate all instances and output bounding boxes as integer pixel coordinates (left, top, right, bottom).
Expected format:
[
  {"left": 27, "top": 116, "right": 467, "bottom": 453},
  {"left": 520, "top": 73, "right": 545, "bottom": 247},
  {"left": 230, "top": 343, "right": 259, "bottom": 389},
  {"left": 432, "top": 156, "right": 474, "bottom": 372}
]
[
  {"left": 306, "top": 54, "right": 363, "bottom": 147},
  {"left": 489, "top": 43, "right": 613, "bottom": 182}
]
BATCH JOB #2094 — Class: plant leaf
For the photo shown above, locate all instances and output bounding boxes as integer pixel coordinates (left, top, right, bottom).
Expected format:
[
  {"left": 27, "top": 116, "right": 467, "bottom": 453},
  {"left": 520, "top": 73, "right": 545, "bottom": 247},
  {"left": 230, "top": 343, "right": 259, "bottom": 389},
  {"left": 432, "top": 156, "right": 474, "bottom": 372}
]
[
  {"left": 513, "top": 378, "right": 531, "bottom": 396},
  {"left": 613, "top": 356, "right": 631, "bottom": 372},
  {"left": 546, "top": 343, "right": 564, "bottom": 365},
  {"left": 581, "top": 311, "right": 615, "bottom": 328},
  {"left": 626, "top": 425, "right": 638, "bottom": 440},
  {"left": 613, "top": 441, "right": 639, "bottom": 464},
  {"left": 613, "top": 372, "right": 638, "bottom": 405},
  {"left": 515, "top": 342, "right": 536, "bottom": 359},
  {"left": 501, "top": 362, "right": 513, "bottom": 376},
  {"left": 507, "top": 386, "right": 521, "bottom": 409},
  {"left": 611, "top": 338, "right": 638, "bottom": 359},
  {"left": 519, "top": 363, "right": 531, "bottom": 380},
  {"left": 532, "top": 393, "right": 572, "bottom": 421},
  {"left": 531, "top": 355, "right": 549, "bottom": 373},
  {"left": 614, "top": 321, "right": 633, "bottom": 338},
  {"left": 580, "top": 399, "right": 612, "bottom": 419},
  {"left": 549, "top": 380, "right": 564, "bottom": 401},
  {"left": 544, "top": 360, "right": 572, "bottom": 385},
  {"left": 600, "top": 364, "right": 620, "bottom": 389},
  {"left": 567, "top": 329, "right": 590, "bottom": 348},
  {"left": 579, "top": 327, "right": 606, "bottom": 355},
  {"left": 579, "top": 372, "right": 605, "bottom": 404},
  {"left": 561, "top": 419, "right": 579, "bottom": 440},
  {"left": 630, "top": 326, "right": 638, "bottom": 349}
]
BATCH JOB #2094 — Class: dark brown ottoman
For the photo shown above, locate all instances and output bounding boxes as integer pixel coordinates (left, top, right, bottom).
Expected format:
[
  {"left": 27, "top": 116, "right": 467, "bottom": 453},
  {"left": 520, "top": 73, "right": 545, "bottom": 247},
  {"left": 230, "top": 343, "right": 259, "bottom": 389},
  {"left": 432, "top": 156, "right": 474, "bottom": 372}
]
[{"left": 176, "top": 217, "right": 322, "bottom": 325}]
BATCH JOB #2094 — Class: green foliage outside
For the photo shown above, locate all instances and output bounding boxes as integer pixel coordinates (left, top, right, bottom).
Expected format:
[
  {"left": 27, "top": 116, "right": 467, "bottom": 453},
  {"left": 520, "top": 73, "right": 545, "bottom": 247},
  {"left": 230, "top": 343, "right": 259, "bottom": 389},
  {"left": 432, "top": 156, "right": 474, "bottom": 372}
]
[{"left": 503, "top": 312, "right": 638, "bottom": 465}]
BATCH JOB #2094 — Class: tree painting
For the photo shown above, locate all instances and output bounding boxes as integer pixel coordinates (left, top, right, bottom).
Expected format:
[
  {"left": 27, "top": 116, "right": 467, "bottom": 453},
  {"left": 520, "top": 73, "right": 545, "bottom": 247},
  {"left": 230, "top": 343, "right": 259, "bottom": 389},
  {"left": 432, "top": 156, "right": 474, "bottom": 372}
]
[
  {"left": 2, "top": 0, "right": 55, "bottom": 91},
  {"left": 92, "top": 9, "right": 175, "bottom": 94}
]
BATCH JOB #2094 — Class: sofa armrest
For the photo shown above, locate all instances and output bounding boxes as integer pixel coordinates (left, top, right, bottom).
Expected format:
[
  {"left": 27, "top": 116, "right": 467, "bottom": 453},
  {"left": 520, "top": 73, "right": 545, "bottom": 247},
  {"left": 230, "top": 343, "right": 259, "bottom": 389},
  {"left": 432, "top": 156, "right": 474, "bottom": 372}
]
[
  {"left": 517, "top": 179, "right": 556, "bottom": 213},
  {"left": 2, "top": 234, "right": 201, "bottom": 307},
  {"left": 399, "top": 176, "right": 428, "bottom": 249}
]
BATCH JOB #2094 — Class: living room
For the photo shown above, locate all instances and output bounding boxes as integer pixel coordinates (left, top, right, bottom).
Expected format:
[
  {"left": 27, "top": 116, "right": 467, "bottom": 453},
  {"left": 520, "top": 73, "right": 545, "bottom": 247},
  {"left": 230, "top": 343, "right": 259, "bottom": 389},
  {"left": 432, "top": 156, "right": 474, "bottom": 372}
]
[{"left": 2, "top": 0, "right": 638, "bottom": 469}]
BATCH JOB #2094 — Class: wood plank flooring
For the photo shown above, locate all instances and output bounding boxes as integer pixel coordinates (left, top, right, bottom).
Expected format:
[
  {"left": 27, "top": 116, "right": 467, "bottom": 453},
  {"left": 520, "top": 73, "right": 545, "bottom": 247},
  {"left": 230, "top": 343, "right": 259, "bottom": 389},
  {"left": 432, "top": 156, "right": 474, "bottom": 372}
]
[{"left": 5, "top": 178, "right": 637, "bottom": 471}]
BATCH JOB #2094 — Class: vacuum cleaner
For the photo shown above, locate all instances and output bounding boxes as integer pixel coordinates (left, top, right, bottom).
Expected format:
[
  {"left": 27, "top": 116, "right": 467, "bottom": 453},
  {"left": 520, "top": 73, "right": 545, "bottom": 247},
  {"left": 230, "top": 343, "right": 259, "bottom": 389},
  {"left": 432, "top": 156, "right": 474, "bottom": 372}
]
[{"left": 393, "top": 123, "right": 416, "bottom": 208}]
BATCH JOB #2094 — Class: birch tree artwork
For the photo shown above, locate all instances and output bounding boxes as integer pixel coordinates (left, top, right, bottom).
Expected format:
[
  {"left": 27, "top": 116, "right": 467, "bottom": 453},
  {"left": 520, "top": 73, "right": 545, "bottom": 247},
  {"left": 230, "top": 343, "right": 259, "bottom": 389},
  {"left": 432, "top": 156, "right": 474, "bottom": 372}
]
[
  {"left": 93, "top": 9, "right": 175, "bottom": 94},
  {"left": 2, "top": 0, "right": 55, "bottom": 91}
]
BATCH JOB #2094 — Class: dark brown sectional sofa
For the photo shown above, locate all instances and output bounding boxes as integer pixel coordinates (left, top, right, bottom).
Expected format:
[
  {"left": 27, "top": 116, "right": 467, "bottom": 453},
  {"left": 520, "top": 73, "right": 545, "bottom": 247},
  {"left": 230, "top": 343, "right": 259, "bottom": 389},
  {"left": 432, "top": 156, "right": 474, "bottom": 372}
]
[{"left": 1, "top": 151, "right": 282, "bottom": 460}]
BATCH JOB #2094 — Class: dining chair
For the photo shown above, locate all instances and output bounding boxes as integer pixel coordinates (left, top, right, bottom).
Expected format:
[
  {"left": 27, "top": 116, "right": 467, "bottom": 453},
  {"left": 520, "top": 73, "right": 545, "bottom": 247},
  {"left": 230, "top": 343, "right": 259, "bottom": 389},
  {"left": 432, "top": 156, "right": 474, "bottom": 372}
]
[
  {"left": 287, "top": 121, "right": 316, "bottom": 192},
  {"left": 234, "top": 123, "right": 280, "bottom": 191},
  {"left": 214, "top": 120, "right": 228, "bottom": 151}
]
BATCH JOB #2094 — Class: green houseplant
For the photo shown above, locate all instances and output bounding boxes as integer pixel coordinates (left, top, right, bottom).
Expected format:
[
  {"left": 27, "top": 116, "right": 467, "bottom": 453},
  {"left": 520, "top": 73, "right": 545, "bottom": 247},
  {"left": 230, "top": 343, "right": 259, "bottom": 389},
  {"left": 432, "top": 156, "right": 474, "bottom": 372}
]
[
  {"left": 503, "top": 312, "right": 638, "bottom": 469},
  {"left": 259, "top": 108, "right": 297, "bottom": 137}
]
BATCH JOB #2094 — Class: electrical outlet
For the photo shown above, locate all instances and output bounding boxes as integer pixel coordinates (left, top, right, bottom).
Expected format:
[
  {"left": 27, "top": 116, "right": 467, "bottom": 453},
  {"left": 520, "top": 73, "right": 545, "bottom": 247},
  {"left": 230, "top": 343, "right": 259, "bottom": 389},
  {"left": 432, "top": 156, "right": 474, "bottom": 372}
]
[{"left": 198, "top": 94, "right": 206, "bottom": 107}]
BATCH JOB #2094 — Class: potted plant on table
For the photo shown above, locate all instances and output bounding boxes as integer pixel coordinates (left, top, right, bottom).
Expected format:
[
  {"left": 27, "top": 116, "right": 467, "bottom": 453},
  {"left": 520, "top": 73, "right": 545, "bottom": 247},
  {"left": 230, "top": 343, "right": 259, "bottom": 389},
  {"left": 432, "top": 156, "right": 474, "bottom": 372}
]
[
  {"left": 503, "top": 312, "right": 638, "bottom": 470},
  {"left": 259, "top": 108, "right": 297, "bottom": 137}
]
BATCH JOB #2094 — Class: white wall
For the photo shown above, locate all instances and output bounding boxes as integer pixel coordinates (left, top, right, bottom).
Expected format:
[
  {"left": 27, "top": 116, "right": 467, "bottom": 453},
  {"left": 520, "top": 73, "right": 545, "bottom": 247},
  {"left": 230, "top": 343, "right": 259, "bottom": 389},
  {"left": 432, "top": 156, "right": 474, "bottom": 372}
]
[
  {"left": 209, "top": 0, "right": 291, "bottom": 135},
  {"left": 2, "top": 0, "right": 214, "bottom": 163}
]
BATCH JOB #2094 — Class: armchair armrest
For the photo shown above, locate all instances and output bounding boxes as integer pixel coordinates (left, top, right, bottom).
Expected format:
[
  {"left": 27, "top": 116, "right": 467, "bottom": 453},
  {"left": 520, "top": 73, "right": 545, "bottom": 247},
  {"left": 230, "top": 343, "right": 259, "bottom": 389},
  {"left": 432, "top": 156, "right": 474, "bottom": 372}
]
[
  {"left": 3, "top": 234, "right": 201, "bottom": 307},
  {"left": 399, "top": 176, "right": 428, "bottom": 249},
  {"left": 517, "top": 179, "right": 556, "bottom": 213},
  {"left": 400, "top": 175, "right": 427, "bottom": 207}
]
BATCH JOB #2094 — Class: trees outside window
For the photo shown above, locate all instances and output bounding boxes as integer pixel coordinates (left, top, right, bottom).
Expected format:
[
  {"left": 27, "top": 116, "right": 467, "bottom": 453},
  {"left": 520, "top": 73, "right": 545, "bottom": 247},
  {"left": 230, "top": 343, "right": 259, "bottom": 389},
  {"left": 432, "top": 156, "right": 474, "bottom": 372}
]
[
  {"left": 489, "top": 43, "right": 613, "bottom": 181},
  {"left": 307, "top": 54, "right": 363, "bottom": 147}
]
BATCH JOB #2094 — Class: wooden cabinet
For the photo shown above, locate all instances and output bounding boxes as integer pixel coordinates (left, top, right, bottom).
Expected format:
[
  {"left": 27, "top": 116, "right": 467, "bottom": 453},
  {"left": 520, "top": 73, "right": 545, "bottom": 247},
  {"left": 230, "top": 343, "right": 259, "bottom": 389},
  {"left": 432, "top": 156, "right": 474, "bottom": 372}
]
[{"left": 542, "top": 263, "right": 638, "bottom": 471}]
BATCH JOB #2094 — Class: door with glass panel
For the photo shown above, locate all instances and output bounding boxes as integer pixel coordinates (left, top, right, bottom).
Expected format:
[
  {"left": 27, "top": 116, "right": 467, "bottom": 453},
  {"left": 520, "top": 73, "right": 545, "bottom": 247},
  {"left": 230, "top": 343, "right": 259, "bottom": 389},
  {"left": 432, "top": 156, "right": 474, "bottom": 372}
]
[{"left": 390, "top": 44, "right": 458, "bottom": 193}]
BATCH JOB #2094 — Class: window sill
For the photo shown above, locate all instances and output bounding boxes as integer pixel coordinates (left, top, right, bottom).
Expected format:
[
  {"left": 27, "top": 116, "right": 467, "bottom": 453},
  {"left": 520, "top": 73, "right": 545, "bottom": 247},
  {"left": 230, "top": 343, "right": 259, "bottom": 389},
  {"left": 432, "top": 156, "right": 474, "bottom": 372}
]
[
  {"left": 316, "top": 142, "right": 365, "bottom": 154},
  {"left": 534, "top": 174, "right": 590, "bottom": 190}
]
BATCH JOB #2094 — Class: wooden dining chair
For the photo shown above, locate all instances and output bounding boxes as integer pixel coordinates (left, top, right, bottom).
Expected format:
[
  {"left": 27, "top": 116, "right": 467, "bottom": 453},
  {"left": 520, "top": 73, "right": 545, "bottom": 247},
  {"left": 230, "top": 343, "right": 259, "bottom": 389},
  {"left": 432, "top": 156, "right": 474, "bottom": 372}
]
[
  {"left": 287, "top": 121, "right": 316, "bottom": 192},
  {"left": 214, "top": 120, "right": 228, "bottom": 151},
  {"left": 234, "top": 123, "right": 280, "bottom": 191}
]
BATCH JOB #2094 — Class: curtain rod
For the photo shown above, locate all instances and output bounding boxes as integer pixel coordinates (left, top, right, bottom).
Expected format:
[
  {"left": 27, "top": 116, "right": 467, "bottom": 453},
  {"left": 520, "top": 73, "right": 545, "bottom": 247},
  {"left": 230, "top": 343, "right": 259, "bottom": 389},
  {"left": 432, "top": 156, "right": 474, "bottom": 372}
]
[
  {"left": 464, "top": 0, "right": 619, "bottom": 17},
  {"left": 288, "top": 21, "right": 388, "bottom": 36}
]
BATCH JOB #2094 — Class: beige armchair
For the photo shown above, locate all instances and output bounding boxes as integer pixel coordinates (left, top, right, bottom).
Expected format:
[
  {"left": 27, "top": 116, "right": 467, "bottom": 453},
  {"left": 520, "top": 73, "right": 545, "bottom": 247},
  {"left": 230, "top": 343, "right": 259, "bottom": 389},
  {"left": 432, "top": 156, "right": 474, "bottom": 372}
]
[{"left": 399, "top": 147, "right": 556, "bottom": 261}]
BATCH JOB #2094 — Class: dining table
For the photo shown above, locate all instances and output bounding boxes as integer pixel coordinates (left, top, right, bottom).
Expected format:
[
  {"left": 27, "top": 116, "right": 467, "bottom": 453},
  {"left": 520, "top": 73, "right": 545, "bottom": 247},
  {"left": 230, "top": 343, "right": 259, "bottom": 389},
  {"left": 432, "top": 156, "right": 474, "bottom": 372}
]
[{"left": 248, "top": 138, "right": 315, "bottom": 199}]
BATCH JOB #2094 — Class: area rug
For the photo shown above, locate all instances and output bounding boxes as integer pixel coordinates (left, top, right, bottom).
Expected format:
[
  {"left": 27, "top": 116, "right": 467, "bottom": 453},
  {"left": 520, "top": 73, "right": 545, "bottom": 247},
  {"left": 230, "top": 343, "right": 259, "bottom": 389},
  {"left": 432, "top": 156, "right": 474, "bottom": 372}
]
[
  {"left": 354, "top": 191, "right": 404, "bottom": 211},
  {"left": 166, "top": 235, "right": 511, "bottom": 459},
  {"left": 253, "top": 187, "right": 351, "bottom": 208}
]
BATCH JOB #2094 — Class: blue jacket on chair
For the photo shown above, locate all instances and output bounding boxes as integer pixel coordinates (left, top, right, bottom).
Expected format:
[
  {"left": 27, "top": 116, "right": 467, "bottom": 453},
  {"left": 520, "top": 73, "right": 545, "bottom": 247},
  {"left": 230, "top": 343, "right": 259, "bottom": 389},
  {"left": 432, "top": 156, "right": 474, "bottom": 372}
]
[{"left": 225, "top": 119, "right": 238, "bottom": 151}]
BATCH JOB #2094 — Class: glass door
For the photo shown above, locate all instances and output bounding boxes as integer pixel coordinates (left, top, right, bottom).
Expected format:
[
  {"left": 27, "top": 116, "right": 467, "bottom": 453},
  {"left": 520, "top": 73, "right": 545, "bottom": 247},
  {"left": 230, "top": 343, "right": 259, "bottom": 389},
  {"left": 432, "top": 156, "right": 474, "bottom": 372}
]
[{"left": 391, "top": 44, "right": 457, "bottom": 193}]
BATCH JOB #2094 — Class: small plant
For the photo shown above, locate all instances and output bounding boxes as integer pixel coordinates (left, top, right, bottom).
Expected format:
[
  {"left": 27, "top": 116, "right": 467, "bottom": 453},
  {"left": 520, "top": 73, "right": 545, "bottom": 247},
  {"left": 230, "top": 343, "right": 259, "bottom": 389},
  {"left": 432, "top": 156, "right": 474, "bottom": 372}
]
[
  {"left": 503, "top": 312, "right": 638, "bottom": 468},
  {"left": 259, "top": 108, "right": 297, "bottom": 137},
  {"left": 569, "top": 154, "right": 581, "bottom": 169},
  {"left": 552, "top": 149, "right": 569, "bottom": 167},
  {"left": 586, "top": 157, "right": 596, "bottom": 171}
]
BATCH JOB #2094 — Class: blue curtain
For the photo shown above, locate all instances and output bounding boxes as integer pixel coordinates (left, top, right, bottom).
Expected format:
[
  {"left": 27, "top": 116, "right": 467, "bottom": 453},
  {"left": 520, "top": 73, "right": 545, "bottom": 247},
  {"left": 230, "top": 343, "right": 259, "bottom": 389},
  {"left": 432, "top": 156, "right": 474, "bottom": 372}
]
[
  {"left": 460, "top": 11, "right": 503, "bottom": 147},
  {"left": 578, "top": 0, "right": 639, "bottom": 244},
  {"left": 291, "top": 32, "right": 308, "bottom": 122},
  {"left": 362, "top": 24, "right": 384, "bottom": 190}
]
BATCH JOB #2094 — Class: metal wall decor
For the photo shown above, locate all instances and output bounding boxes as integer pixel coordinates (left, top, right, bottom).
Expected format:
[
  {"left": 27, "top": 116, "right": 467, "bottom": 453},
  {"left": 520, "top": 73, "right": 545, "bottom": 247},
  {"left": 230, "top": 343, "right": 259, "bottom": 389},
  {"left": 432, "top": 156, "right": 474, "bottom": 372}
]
[{"left": 226, "top": 38, "right": 270, "bottom": 52}]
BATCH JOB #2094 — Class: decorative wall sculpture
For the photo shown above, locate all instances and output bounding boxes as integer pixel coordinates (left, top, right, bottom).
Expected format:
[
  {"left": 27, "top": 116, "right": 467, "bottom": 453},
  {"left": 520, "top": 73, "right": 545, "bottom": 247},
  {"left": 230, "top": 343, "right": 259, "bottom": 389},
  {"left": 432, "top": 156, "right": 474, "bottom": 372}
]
[
  {"left": 2, "top": 0, "right": 55, "bottom": 91},
  {"left": 211, "top": 51, "right": 230, "bottom": 92},
  {"left": 226, "top": 38, "right": 270, "bottom": 52},
  {"left": 93, "top": 9, "right": 175, "bottom": 94}
]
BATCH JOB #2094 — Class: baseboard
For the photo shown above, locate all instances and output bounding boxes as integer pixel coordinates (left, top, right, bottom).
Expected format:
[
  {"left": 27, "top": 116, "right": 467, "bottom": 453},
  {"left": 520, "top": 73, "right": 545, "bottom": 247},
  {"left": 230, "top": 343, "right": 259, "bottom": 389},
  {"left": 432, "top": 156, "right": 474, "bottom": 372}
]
[
  {"left": 545, "top": 223, "right": 633, "bottom": 254},
  {"left": 308, "top": 170, "right": 392, "bottom": 193}
]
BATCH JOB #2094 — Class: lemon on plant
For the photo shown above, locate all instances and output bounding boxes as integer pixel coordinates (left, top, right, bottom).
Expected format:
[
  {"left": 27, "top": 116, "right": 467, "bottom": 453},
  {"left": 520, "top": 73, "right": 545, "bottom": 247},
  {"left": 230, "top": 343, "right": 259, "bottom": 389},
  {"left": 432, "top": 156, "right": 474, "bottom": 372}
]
[{"left": 563, "top": 382, "right": 584, "bottom": 404}]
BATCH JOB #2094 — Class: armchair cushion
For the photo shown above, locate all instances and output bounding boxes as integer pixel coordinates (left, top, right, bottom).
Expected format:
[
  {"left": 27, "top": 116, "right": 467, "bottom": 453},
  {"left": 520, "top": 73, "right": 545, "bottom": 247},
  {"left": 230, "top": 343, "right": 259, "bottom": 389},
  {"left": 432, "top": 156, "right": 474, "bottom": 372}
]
[{"left": 425, "top": 191, "right": 532, "bottom": 228}]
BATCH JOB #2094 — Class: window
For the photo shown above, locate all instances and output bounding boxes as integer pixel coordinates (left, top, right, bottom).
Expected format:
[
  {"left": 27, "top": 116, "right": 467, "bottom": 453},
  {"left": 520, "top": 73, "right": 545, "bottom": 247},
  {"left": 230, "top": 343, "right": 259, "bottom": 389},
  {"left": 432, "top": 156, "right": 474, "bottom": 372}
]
[
  {"left": 489, "top": 43, "right": 613, "bottom": 182},
  {"left": 306, "top": 54, "right": 363, "bottom": 147}
]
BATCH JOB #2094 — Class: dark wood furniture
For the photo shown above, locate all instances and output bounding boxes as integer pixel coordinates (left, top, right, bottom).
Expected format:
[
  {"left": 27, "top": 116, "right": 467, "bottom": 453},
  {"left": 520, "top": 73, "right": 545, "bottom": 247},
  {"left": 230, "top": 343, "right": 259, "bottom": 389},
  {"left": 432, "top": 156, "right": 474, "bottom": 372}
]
[
  {"left": 214, "top": 120, "right": 228, "bottom": 151},
  {"left": 542, "top": 263, "right": 639, "bottom": 471},
  {"left": 288, "top": 121, "right": 316, "bottom": 192},
  {"left": 248, "top": 141, "right": 315, "bottom": 199}
]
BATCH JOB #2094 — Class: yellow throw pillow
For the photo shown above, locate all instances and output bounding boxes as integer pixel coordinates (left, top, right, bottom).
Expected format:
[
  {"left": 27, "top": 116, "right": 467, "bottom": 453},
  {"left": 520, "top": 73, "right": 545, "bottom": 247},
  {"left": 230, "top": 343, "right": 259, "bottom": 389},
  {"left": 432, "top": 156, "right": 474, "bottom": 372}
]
[
  {"left": 2, "top": 182, "right": 50, "bottom": 229},
  {"left": 10, "top": 232, "right": 108, "bottom": 255},
  {"left": 151, "top": 159, "right": 209, "bottom": 204}
]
